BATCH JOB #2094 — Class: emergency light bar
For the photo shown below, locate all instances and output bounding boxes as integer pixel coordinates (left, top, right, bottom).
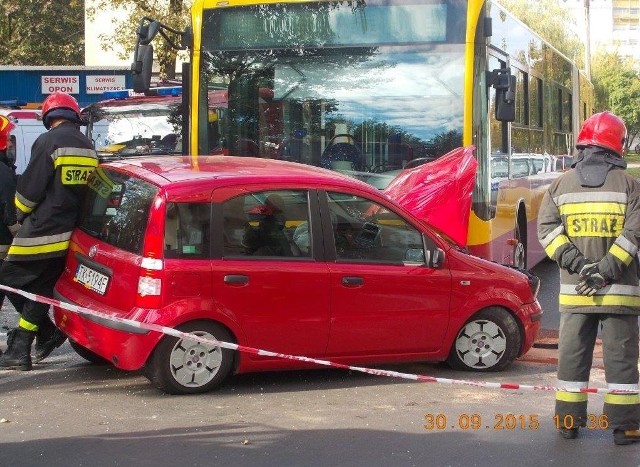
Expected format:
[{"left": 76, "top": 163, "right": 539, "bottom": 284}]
[{"left": 102, "top": 86, "right": 182, "bottom": 100}]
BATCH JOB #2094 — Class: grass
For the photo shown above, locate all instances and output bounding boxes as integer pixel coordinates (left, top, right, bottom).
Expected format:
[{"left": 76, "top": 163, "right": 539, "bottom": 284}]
[
  {"left": 626, "top": 152, "right": 640, "bottom": 163},
  {"left": 626, "top": 151, "right": 640, "bottom": 178},
  {"left": 627, "top": 167, "right": 640, "bottom": 178}
]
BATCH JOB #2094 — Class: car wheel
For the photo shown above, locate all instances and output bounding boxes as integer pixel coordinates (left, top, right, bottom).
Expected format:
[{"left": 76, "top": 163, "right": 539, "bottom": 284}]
[
  {"left": 144, "top": 320, "right": 235, "bottom": 395},
  {"left": 446, "top": 307, "right": 521, "bottom": 372},
  {"left": 69, "top": 339, "right": 109, "bottom": 365}
]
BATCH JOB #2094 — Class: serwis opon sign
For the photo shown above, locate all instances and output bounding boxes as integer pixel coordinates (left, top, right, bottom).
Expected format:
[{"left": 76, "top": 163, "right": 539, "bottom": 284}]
[{"left": 41, "top": 76, "right": 80, "bottom": 94}]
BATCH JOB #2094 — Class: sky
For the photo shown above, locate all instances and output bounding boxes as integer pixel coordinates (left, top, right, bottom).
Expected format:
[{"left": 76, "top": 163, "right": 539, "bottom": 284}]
[{"left": 85, "top": 5, "right": 130, "bottom": 67}]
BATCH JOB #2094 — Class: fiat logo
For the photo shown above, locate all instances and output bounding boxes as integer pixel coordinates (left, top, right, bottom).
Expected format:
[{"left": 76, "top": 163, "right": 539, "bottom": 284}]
[{"left": 88, "top": 245, "right": 98, "bottom": 258}]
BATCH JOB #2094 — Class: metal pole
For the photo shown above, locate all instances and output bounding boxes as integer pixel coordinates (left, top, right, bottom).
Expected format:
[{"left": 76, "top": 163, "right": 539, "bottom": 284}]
[{"left": 584, "top": 0, "right": 591, "bottom": 80}]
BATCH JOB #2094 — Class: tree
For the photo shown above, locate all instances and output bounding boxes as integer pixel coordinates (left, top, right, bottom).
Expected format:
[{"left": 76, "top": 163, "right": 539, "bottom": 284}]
[
  {"left": 0, "top": 0, "right": 84, "bottom": 65},
  {"left": 86, "top": 0, "right": 193, "bottom": 80},
  {"left": 591, "top": 51, "right": 640, "bottom": 151},
  {"left": 497, "top": 0, "right": 584, "bottom": 66}
]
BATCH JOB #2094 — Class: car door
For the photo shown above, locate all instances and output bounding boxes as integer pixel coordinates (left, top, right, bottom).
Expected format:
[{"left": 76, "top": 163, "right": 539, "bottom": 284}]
[
  {"left": 210, "top": 187, "right": 331, "bottom": 358},
  {"left": 322, "top": 191, "right": 452, "bottom": 357}
]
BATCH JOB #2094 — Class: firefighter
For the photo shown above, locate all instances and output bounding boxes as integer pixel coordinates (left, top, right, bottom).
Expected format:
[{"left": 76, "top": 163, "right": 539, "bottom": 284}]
[
  {"left": 537, "top": 111, "right": 640, "bottom": 445},
  {"left": 0, "top": 92, "right": 98, "bottom": 371},
  {"left": 0, "top": 116, "right": 19, "bottom": 342}
]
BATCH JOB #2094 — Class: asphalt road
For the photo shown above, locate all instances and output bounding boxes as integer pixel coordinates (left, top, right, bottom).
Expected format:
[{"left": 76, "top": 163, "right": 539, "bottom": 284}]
[{"left": 1, "top": 262, "right": 639, "bottom": 467}]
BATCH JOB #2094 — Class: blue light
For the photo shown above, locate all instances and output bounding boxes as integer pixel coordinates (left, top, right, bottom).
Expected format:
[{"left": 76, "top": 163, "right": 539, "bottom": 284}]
[
  {"left": 102, "top": 90, "right": 131, "bottom": 99},
  {"left": 151, "top": 86, "right": 182, "bottom": 97}
]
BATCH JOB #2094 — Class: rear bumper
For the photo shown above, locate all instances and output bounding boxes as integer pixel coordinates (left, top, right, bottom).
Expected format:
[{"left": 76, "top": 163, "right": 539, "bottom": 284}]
[{"left": 53, "top": 289, "right": 161, "bottom": 371}]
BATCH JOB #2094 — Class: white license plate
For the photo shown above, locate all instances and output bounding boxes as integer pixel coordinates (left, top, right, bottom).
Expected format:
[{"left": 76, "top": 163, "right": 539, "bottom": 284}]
[{"left": 74, "top": 263, "right": 110, "bottom": 295}]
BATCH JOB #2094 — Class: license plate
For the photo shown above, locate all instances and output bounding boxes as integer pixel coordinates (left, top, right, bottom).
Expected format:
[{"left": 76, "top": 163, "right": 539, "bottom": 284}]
[{"left": 74, "top": 263, "right": 110, "bottom": 295}]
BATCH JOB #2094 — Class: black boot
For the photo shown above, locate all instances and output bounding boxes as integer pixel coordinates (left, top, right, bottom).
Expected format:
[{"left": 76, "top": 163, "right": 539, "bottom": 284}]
[
  {"left": 33, "top": 318, "right": 67, "bottom": 363},
  {"left": 614, "top": 428, "right": 640, "bottom": 445},
  {"left": 0, "top": 328, "right": 36, "bottom": 371}
]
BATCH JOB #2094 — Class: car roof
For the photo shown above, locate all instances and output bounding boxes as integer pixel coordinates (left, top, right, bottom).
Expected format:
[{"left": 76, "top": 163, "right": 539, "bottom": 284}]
[{"left": 104, "top": 155, "right": 383, "bottom": 194}]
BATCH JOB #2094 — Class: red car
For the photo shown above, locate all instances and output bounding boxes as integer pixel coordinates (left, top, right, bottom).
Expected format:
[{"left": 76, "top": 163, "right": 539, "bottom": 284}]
[{"left": 53, "top": 156, "right": 542, "bottom": 394}]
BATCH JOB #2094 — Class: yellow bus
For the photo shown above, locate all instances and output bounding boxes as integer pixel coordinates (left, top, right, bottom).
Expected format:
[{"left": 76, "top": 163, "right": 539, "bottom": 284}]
[{"left": 132, "top": 0, "right": 593, "bottom": 270}]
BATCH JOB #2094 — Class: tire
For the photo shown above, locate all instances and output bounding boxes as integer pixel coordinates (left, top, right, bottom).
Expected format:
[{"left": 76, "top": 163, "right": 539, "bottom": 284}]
[
  {"left": 69, "top": 339, "right": 110, "bottom": 365},
  {"left": 513, "top": 221, "right": 526, "bottom": 270},
  {"left": 144, "top": 320, "right": 235, "bottom": 395},
  {"left": 446, "top": 307, "right": 521, "bottom": 372}
]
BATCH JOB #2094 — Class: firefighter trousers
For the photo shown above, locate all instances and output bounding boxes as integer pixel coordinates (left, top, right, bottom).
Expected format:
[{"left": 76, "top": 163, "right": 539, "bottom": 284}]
[
  {"left": 0, "top": 257, "right": 66, "bottom": 330},
  {"left": 556, "top": 312, "right": 640, "bottom": 431}
]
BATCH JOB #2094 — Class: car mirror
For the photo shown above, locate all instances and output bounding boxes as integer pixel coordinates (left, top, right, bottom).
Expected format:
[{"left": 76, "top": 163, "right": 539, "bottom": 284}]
[
  {"left": 404, "top": 248, "right": 425, "bottom": 263},
  {"left": 426, "top": 247, "right": 445, "bottom": 268}
]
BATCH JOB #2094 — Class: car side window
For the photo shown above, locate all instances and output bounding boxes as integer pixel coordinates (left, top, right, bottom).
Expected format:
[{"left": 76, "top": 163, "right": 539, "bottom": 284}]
[
  {"left": 164, "top": 203, "right": 211, "bottom": 259},
  {"left": 326, "top": 192, "right": 425, "bottom": 264},
  {"left": 222, "top": 190, "right": 311, "bottom": 258}
]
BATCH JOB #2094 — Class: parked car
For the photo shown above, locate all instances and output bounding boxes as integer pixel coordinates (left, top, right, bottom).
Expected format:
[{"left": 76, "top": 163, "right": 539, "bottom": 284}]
[
  {"left": 0, "top": 109, "right": 47, "bottom": 175},
  {"left": 53, "top": 156, "right": 542, "bottom": 395},
  {"left": 552, "top": 154, "right": 573, "bottom": 172}
]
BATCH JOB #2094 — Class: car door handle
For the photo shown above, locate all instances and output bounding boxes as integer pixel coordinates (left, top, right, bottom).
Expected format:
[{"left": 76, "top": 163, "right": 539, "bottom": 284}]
[
  {"left": 341, "top": 276, "right": 364, "bottom": 287},
  {"left": 224, "top": 275, "right": 249, "bottom": 286}
]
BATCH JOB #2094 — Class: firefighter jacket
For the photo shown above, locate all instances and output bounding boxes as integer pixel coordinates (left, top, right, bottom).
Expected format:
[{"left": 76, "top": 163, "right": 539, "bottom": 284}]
[
  {"left": 538, "top": 149, "right": 640, "bottom": 315},
  {"left": 7, "top": 121, "right": 98, "bottom": 261},
  {"left": 0, "top": 152, "right": 17, "bottom": 260}
]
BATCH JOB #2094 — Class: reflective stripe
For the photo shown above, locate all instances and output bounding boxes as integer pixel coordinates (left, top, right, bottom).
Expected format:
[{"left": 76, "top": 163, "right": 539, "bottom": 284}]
[
  {"left": 560, "top": 284, "right": 640, "bottom": 296},
  {"left": 11, "top": 231, "right": 72, "bottom": 246},
  {"left": 556, "top": 391, "right": 589, "bottom": 402},
  {"left": 554, "top": 191, "right": 628, "bottom": 204},
  {"left": 608, "top": 383, "right": 640, "bottom": 391},
  {"left": 614, "top": 235, "right": 638, "bottom": 256},
  {"left": 560, "top": 294, "right": 640, "bottom": 307},
  {"left": 8, "top": 232, "right": 73, "bottom": 256},
  {"left": 18, "top": 317, "right": 38, "bottom": 332},
  {"left": 51, "top": 147, "right": 98, "bottom": 163},
  {"left": 545, "top": 235, "right": 569, "bottom": 257},
  {"left": 540, "top": 225, "right": 565, "bottom": 248},
  {"left": 54, "top": 155, "right": 99, "bottom": 168},
  {"left": 558, "top": 202, "right": 626, "bottom": 216},
  {"left": 558, "top": 379, "right": 588, "bottom": 391},
  {"left": 8, "top": 240, "right": 70, "bottom": 256},
  {"left": 611, "top": 243, "right": 634, "bottom": 265},
  {"left": 604, "top": 393, "right": 640, "bottom": 405},
  {"left": 15, "top": 193, "right": 35, "bottom": 213}
]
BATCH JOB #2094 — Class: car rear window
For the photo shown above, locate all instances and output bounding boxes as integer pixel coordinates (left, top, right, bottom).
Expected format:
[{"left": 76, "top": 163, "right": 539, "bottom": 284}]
[{"left": 79, "top": 167, "right": 159, "bottom": 254}]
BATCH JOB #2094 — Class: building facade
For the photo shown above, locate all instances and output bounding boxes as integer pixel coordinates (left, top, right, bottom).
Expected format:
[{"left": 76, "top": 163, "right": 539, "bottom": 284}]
[
  {"left": 562, "top": 0, "right": 640, "bottom": 68},
  {"left": 0, "top": 66, "right": 132, "bottom": 108}
]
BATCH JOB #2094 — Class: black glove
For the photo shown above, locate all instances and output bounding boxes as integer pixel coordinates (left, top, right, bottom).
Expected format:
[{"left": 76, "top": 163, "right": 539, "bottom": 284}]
[
  {"left": 569, "top": 256, "right": 588, "bottom": 275},
  {"left": 576, "top": 262, "right": 608, "bottom": 296}
]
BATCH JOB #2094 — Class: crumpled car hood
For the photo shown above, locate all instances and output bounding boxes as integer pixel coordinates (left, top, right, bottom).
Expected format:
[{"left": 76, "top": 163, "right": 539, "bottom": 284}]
[{"left": 383, "top": 146, "right": 477, "bottom": 247}]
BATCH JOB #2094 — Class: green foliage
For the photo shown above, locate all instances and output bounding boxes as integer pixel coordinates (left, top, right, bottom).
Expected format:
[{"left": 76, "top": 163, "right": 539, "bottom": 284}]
[
  {"left": 496, "top": 0, "right": 584, "bottom": 65},
  {"left": 0, "top": 0, "right": 84, "bottom": 65},
  {"left": 87, "top": 0, "right": 193, "bottom": 80},
  {"left": 592, "top": 51, "right": 640, "bottom": 150}
]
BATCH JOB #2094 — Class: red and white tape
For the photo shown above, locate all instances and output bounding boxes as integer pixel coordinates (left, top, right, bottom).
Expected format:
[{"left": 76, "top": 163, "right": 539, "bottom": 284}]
[{"left": 0, "top": 283, "right": 636, "bottom": 395}]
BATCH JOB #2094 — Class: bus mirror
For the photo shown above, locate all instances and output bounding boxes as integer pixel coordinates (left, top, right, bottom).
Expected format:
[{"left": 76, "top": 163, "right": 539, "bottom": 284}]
[
  {"left": 143, "top": 21, "right": 161, "bottom": 45},
  {"left": 489, "top": 70, "right": 516, "bottom": 122},
  {"left": 132, "top": 44, "right": 154, "bottom": 93}
]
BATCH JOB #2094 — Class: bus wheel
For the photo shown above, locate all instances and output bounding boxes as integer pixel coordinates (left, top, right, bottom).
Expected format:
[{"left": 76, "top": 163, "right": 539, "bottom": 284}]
[
  {"left": 513, "top": 222, "right": 526, "bottom": 270},
  {"left": 446, "top": 307, "right": 521, "bottom": 372}
]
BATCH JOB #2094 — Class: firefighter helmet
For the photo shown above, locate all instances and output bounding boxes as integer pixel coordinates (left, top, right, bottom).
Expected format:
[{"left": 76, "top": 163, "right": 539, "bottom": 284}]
[
  {"left": 576, "top": 111, "right": 627, "bottom": 157},
  {"left": 41, "top": 92, "right": 81, "bottom": 129},
  {"left": 0, "top": 115, "right": 15, "bottom": 151}
]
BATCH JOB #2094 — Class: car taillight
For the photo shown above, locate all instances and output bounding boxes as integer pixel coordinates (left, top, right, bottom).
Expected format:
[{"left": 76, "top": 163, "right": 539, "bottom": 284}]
[{"left": 135, "top": 257, "right": 163, "bottom": 308}]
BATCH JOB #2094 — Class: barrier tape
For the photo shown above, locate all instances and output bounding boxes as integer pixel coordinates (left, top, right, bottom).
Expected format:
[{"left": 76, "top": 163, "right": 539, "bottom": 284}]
[{"left": 0, "top": 283, "right": 637, "bottom": 395}]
